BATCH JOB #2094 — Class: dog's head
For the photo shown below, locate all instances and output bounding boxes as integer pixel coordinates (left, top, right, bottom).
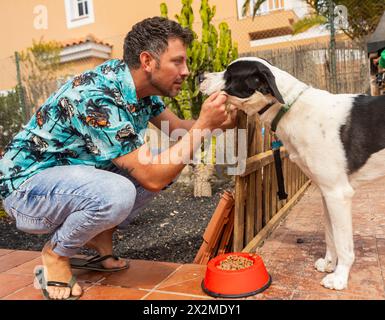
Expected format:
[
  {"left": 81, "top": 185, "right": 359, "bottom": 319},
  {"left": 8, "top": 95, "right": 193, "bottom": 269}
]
[{"left": 199, "top": 58, "right": 285, "bottom": 116}]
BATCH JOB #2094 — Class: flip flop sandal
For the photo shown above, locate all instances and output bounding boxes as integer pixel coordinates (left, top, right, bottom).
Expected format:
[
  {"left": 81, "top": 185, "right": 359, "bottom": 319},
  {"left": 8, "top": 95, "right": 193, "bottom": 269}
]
[
  {"left": 69, "top": 254, "right": 130, "bottom": 272},
  {"left": 34, "top": 267, "right": 82, "bottom": 300}
]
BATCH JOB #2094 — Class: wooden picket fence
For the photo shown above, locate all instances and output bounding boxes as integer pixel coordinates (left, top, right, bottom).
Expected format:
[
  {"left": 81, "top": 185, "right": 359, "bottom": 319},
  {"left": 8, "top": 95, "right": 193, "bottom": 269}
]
[
  {"left": 194, "top": 111, "right": 311, "bottom": 262},
  {"left": 233, "top": 112, "right": 311, "bottom": 253}
]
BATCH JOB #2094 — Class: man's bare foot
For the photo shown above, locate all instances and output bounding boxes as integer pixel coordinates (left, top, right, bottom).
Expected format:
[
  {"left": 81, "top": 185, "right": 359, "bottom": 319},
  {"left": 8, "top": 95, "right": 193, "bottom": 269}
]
[
  {"left": 41, "top": 242, "right": 82, "bottom": 300},
  {"left": 85, "top": 228, "right": 128, "bottom": 269}
]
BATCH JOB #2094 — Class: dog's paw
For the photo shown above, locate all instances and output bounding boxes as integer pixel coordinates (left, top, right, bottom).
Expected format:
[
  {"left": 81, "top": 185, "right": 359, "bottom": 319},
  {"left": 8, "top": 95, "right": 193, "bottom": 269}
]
[
  {"left": 320, "top": 273, "right": 347, "bottom": 290},
  {"left": 315, "top": 258, "right": 335, "bottom": 273}
]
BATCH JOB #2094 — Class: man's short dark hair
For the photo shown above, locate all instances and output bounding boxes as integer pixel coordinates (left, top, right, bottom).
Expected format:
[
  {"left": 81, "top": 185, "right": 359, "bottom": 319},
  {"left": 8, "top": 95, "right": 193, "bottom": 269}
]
[{"left": 123, "top": 16, "right": 194, "bottom": 69}]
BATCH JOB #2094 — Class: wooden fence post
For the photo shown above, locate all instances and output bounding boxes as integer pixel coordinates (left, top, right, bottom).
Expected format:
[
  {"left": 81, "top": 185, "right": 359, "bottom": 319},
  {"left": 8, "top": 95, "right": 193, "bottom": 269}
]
[{"left": 233, "top": 111, "right": 247, "bottom": 252}]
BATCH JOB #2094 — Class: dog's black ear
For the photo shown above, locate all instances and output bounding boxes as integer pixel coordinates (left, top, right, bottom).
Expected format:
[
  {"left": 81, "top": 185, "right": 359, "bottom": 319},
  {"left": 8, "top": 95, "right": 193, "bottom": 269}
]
[
  {"left": 224, "top": 60, "right": 285, "bottom": 102},
  {"left": 257, "top": 65, "right": 285, "bottom": 104}
]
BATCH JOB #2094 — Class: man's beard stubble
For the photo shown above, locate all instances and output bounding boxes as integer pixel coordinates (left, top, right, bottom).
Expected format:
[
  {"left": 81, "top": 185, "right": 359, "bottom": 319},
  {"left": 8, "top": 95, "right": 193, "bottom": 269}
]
[
  {"left": 148, "top": 65, "right": 183, "bottom": 98},
  {"left": 149, "top": 76, "right": 175, "bottom": 97}
]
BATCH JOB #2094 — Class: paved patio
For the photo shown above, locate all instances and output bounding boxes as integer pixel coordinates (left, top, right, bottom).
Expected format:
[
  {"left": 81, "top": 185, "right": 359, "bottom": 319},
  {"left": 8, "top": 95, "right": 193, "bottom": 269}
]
[{"left": 1, "top": 177, "right": 385, "bottom": 300}]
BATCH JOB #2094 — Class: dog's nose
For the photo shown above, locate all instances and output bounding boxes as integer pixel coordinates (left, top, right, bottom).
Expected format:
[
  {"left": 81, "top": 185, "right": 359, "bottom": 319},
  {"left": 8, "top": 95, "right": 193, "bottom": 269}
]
[{"left": 197, "top": 72, "right": 205, "bottom": 84}]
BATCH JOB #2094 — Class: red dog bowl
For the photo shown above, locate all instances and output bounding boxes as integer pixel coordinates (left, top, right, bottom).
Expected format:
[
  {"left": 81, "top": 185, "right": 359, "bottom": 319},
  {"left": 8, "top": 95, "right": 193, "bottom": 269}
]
[{"left": 202, "top": 252, "right": 271, "bottom": 298}]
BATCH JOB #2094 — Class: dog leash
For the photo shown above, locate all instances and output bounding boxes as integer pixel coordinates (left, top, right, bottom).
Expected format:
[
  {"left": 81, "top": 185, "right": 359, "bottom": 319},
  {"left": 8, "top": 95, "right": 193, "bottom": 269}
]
[
  {"left": 272, "top": 139, "right": 288, "bottom": 200},
  {"left": 270, "top": 86, "right": 309, "bottom": 200}
]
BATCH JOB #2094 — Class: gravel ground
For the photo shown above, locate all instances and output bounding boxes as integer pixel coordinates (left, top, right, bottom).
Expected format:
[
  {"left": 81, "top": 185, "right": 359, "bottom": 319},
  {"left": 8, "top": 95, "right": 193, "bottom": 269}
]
[{"left": 0, "top": 178, "right": 234, "bottom": 264}]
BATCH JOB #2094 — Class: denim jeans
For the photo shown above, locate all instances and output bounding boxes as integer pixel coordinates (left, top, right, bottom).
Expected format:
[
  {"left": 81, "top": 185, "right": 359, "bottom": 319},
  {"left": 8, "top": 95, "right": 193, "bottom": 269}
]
[{"left": 2, "top": 164, "right": 158, "bottom": 257}]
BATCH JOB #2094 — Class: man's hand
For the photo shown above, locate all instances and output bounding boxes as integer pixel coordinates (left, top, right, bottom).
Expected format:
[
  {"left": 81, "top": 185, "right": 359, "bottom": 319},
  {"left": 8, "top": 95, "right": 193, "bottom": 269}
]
[
  {"left": 218, "top": 104, "right": 237, "bottom": 130},
  {"left": 195, "top": 92, "right": 228, "bottom": 131}
]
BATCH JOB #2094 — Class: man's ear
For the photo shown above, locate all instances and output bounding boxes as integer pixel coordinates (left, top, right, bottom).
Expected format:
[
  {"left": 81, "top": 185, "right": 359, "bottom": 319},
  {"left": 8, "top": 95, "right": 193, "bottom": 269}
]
[{"left": 139, "top": 51, "right": 155, "bottom": 72}]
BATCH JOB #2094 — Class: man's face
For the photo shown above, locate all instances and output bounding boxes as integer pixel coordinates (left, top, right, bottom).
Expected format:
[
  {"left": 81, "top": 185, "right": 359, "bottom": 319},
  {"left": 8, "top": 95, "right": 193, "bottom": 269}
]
[{"left": 148, "top": 38, "right": 190, "bottom": 97}]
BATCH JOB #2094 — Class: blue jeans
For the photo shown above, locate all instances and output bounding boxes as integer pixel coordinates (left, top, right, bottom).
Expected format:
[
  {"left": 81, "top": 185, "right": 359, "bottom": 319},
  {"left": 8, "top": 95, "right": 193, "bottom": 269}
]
[{"left": 2, "top": 164, "right": 158, "bottom": 257}]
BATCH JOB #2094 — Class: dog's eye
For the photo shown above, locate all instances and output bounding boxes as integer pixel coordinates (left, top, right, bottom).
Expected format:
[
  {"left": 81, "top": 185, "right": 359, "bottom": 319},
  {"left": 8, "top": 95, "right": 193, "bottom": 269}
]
[
  {"left": 259, "top": 86, "right": 271, "bottom": 95},
  {"left": 197, "top": 73, "right": 205, "bottom": 84}
]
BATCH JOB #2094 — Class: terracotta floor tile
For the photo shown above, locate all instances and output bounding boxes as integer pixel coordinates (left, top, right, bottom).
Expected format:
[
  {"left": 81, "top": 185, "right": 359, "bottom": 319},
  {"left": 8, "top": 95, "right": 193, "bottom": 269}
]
[
  {"left": 342, "top": 266, "right": 385, "bottom": 298},
  {"left": 4, "top": 257, "right": 106, "bottom": 285},
  {"left": 4, "top": 257, "right": 42, "bottom": 275},
  {"left": 247, "top": 284, "right": 294, "bottom": 300},
  {"left": 0, "top": 249, "right": 14, "bottom": 257},
  {"left": 256, "top": 238, "right": 282, "bottom": 255},
  {"left": 295, "top": 273, "right": 333, "bottom": 293},
  {"left": 377, "top": 238, "right": 385, "bottom": 265},
  {"left": 0, "top": 273, "right": 34, "bottom": 298},
  {"left": 72, "top": 269, "right": 112, "bottom": 283},
  {"left": 100, "top": 259, "right": 181, "bottom": 290},
  {"left": 2, "top": 284, "right": 43, "bottom": 300},
  {"left": 156, "top": 264, "right": 207, "bottom": 297},
  {"left": 293, "top": 289, "right": 383, "bottom": 300},
  {"left": 291, "top": 290, "right": 344, "bottom": 300},
  {"left": 271, "top": 270, "right": 303, "bottom": 290},
  {"left": 144, "top": 290, "right": 211, "bottom": 300},
  {"left": 0, "top": 250, "right": 40, "bottom": 273},
  {"left": 4, "top": 281, "right": 96, "bottom": 300},
  {"left": 80, "top": 285, "right": 148, "bottom": 300}
]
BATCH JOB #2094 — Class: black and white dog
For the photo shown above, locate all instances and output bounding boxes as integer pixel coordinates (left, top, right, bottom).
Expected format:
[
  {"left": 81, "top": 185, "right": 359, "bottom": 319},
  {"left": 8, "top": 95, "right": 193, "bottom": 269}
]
[{"left": 199, "top": 57, "right": 385, "bottom": 290}]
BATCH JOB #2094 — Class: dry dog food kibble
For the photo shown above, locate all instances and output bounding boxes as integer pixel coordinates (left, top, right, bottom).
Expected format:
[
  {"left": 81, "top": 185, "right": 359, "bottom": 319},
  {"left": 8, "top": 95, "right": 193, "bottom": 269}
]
[{"left": 217, "top": 255, "right": 254, "bottom": 270}]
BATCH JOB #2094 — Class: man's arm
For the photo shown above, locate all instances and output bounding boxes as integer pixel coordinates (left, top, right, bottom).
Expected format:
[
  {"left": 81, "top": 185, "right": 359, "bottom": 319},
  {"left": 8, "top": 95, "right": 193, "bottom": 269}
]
[
  {"left": 150, "top": 107, "right": 196, "bottom": 133},
  {"left": 150, "top": 103, "right": 237, "bottom": 135},
  {"left": 113, "top": 92, "right": 228, "bottom": 192}
]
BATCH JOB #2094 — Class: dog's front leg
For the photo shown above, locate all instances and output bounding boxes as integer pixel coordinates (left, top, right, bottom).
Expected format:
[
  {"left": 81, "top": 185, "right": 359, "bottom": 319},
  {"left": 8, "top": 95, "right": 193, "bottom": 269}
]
[
  {"left": 319, "top": 185, "right": 355, "bottom": 290},
  {"left": 315, "top": 196, "right": 338, "bottom": 273}
]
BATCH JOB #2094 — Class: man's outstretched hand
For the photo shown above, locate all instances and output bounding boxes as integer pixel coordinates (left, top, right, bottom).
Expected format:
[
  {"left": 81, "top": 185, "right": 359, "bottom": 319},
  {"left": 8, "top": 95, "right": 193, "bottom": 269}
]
[{"left": 218, "top": 104, "right": 237, "bottom": 130}]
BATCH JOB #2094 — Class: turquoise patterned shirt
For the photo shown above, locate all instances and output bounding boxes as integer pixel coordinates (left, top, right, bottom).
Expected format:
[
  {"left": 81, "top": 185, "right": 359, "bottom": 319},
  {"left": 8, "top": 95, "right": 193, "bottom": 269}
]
[{"left": 0, "top": 59, "right": 165, "bottom": 200}]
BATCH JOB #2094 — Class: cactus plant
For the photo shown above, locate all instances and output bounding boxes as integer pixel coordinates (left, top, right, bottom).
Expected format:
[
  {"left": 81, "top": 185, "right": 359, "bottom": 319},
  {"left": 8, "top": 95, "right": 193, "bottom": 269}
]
[{"left": 160, "top": 0, "right": 238, "bottom": 196}]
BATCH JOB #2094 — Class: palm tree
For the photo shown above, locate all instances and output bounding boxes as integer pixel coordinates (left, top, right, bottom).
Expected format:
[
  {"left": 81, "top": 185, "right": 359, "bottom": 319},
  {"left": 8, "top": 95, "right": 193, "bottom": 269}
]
[
  {"left": 10, "top": 142, "right": 29, "bottom": 162},
  {"left": 0, "top": 183, "right": 10, "bottom": 198},
  {"left": 61, "top": 126, "right": 82, "bottom": 145},
  {"left": 79, "top": 134, "right": 101, "bottom": 156},
  {"left": 59, "top": 149, "right": 78, "bottom": 165},
  {"left": 24, "top": 135, "right": 49, "bottom": 170},
  {"left": 5, "top": 140, "right": 23, "bottom": 161},
  {"left": 101, "top": 65, "right": 113, "bottom": 75},
  {"left": 0, "top": 170, "right": 4, "bottom": 192},
  {"left": 79, "top": 99, "right": 114, "bottom": 147},
  {"left": 49, "top": 97, "right": 75, "bottom": 133},
  {"left": 51, "top": 138, "right": 64, "bottom": 149},
  {"left": 115, "top": 124, "right": 139, "bottom": 150},
  {"left": 4, "top": 140, "right": 15, "bottom": 154},
  {"left": 45, "top": 149, "right": 79, "bottom": 165},
  {"left": 9, "top": 131, "right": 34, "bottom": 161},
  {"left": 9, "top": 165, "right": 22, "bottom": 191},
  {"left": 112, "top": 60, "right": 126, "bottom": 74},
  {"left": 241, "top": 0, "right": 268, "bottom": 18},
  {"left": 35, "top": 104, "right": 52, "bottom": 128},
  {"left": 25, "top": 149, "right": 46, "bottom": 170},
  {"left": 72, "top": 71, "right": 98, "bottom": 88},
  {"left": 87, "top": 86, "right": 126, "bottom": 121},
  {"left": 244, "top": 0, "right": 385, "bottom": 38},
  {"left": 242, "top": 0, "right": 327, "bottom": 33}
]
